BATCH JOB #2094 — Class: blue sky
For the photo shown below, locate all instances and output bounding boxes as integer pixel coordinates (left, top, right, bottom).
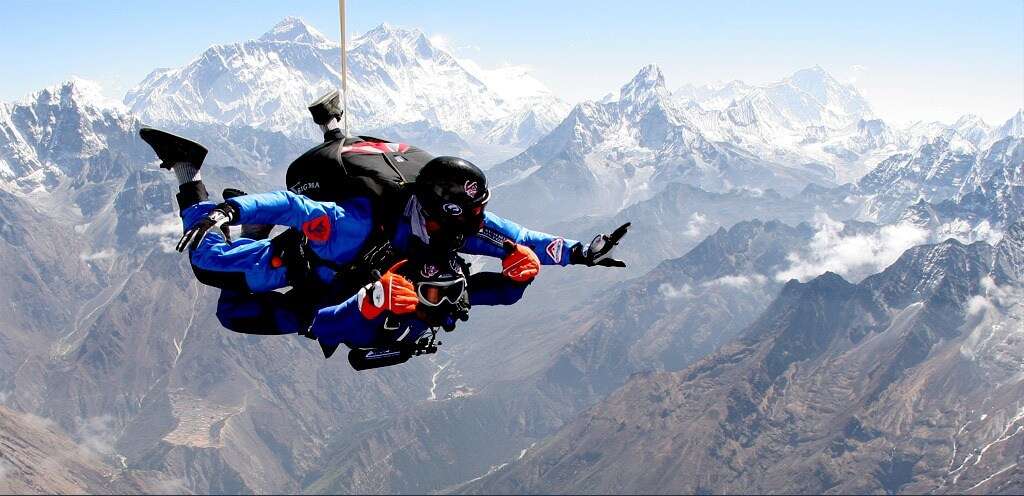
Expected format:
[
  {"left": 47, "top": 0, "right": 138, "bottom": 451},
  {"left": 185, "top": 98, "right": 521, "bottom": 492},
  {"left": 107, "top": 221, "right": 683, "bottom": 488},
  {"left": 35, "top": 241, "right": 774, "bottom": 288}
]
[{"left": 2, "top": 0, "right": 1021, "bottom": 125}]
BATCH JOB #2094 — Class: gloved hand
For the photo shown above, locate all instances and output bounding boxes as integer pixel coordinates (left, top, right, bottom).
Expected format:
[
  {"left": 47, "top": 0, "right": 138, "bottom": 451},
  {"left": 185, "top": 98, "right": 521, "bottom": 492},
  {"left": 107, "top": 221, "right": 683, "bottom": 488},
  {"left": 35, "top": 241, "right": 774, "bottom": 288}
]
[
  {"left": 502, "top": 241, "right": 540, "bottom": 283},
  {"left": 570, "top": 222, "right": 630, "bottom": 267},
  {"left": 359, "top": 260, "right": 419, "bottom": 320},
  {"left": 176, "top": 202, "right": 238, "bottom": 252}
]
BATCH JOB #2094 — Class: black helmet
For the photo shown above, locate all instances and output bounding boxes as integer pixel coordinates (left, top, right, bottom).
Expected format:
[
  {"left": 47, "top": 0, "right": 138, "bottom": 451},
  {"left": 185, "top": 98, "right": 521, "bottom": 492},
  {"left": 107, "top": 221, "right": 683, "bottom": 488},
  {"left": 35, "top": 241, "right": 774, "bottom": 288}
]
[{"left": 415, "top": 157, "right": 490, "bottom": 250}]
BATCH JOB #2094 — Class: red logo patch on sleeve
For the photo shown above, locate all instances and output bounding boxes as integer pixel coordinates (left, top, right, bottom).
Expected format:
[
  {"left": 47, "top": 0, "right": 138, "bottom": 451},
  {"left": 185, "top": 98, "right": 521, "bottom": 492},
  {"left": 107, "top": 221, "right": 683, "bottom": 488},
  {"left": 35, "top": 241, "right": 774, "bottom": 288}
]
[
  {"left": 546, "top": 238, "right": 564, "bottom": 264},
  {"left": 302, "top": 214, "right": 332, "bottom": 243}
]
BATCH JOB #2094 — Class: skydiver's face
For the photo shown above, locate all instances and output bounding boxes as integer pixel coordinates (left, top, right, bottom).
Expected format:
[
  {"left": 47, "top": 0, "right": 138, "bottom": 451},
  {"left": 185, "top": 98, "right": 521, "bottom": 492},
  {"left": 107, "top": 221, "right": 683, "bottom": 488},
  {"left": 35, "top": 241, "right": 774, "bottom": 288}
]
[
  {"left": 400, "top": 257, "right": 470, "bottom": 327},
  {"left": 421, "top": 202, "right": 487, "bottom": 251}
]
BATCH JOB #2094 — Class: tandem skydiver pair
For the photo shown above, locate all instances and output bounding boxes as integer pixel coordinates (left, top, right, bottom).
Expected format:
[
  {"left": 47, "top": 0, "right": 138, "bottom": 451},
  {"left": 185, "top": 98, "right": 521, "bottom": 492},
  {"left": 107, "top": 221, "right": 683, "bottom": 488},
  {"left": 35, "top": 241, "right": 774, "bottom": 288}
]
[{"left": 139, "top": 90, "right": 630, "bottom": 370}]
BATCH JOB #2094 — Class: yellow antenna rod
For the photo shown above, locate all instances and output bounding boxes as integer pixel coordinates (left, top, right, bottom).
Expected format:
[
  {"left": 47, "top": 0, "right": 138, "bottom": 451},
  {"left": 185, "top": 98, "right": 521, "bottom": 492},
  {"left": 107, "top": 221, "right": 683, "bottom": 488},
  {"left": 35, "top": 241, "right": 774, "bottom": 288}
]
[{"left": 338, "top": 0, "right": 349, "bottom": 136}]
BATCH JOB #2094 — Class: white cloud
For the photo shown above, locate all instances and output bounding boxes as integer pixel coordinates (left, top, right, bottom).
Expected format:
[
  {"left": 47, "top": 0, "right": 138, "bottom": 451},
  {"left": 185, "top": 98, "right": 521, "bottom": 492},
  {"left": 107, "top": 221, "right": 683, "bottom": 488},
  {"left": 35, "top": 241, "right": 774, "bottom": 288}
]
[
  {"left": 79, "top": 249, "right": 116, "bottom": 262},
  {"left": 966, "top": 295, "right": 994, "bottom": 316},
  {"left": 703, "top": 274, "right": 767, "bottom": 289},
  {"left": 775, "top": 213, "right": 929, "bottom": 283},
  {"left": 658, "top": 282, "right": 693, "bottom": 300},
  {"left": 137, "top": 213, "right": 183, "bottom": 252},
  {"left": 960, "top": 276, "right": 1024, "bottom": 365},
  {"left": 684, "top": 212, "right": 709, "bottom": 238},
  {"left": 137, "top": 213, "right": 180, "bottom": 237},
  {"left": 75, "top": 415, "right": 117, "bottom": 457}
]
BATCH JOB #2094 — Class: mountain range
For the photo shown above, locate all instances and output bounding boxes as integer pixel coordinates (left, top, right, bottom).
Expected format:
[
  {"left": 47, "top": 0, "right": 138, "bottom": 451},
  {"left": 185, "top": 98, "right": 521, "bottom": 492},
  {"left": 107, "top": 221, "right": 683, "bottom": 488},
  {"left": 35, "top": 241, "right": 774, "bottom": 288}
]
[
  {"left": 125, "top": 18, "right": 569, "bottom": 156},
  {"left": 468, "top": 222, "right": 1024, "bottom": 494},
  {"left": 1, "top": 14, "right": 1022, "bottom": 495}
]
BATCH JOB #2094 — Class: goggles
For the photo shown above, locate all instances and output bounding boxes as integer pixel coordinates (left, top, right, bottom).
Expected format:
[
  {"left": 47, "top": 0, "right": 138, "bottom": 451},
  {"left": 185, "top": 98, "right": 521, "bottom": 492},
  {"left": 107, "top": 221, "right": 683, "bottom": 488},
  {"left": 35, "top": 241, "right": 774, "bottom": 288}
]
[{"left": 415, "top": 278, "right": 467, "bottom": 307}]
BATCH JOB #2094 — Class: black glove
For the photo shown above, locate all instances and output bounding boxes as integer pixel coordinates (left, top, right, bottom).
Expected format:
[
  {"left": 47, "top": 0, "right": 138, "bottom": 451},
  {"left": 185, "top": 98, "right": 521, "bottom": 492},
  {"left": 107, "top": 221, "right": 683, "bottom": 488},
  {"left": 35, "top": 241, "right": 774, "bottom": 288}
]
[
  {"left": 570, "top": 222, "right": 630, "bottom": 267},
  {"left": 176, "top": 202, "right": 238, "bottom": 252}
]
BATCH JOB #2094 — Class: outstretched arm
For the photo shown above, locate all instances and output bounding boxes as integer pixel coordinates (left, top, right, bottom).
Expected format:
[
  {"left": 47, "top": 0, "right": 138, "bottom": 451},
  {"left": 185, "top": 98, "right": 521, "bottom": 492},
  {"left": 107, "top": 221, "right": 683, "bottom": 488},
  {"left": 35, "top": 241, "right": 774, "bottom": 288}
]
[{"left": 461, "top": 211, "right": 580, "bottom": 266}]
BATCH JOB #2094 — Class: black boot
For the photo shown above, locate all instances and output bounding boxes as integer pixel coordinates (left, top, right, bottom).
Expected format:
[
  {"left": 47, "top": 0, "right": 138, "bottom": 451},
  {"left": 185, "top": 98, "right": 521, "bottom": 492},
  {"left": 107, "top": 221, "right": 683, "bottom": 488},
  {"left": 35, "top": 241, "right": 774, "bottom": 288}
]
[
  {"left": 140, "top": 127, "right": 211, "bottom": 210},
  {"left": 139, "top": 127, "right": 208, "bottom": 170},
  {"left": 308, "top": 89, "right": 343, "bottom": 127}
]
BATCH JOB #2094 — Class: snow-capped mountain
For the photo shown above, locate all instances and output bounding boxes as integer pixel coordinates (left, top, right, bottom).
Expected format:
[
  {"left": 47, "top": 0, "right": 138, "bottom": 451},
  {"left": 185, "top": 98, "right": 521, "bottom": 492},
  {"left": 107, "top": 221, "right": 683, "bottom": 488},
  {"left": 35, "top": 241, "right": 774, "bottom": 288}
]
[
  {"left": 949, "top": 114, "right": 991, "bottom": 146},
  {"left": 897, "top": 137, "right": 1024, "bottom": 240},
  {"left": 489, "top": 65, "right": 836, "bottom": 225},
  {"left": 905, "top": 110, "right": 1021, "bottom": 151},
  {"left": 459, "top": 60, "right": 569, "bottom": 146},
  {"left": 673, "top": 80, "right": 754, "bottom": 110},
  {"left": 677, "top": 66, "right": 892, "bottom": 182},
  {"left": 856, "top": 133, "right": 979, "bottom": 221},
  {"left": 988, "top": 109, "right": 1024, "bottom": 145},
  {"left": 0, "top": 79, "right": 136, "bottom": 192},
  {"left": 125, "top": 17, "right": 568, "bottom": 149},
  {"left": 735, "top": 65, "right": 871, "bottom": 130},
  {"left": 850, "top": 129, "right": 1024, "bottom": 232}
]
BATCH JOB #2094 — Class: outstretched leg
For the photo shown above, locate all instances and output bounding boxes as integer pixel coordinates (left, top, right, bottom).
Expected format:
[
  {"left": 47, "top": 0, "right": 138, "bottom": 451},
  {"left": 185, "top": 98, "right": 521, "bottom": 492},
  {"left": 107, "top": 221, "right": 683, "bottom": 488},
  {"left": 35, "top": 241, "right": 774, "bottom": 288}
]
[
  {"left": 141, "top": 127, "right": 253, "bottom": 291},
  {"left": 139, "top": 127, "right": 210, "bottom": 211}
]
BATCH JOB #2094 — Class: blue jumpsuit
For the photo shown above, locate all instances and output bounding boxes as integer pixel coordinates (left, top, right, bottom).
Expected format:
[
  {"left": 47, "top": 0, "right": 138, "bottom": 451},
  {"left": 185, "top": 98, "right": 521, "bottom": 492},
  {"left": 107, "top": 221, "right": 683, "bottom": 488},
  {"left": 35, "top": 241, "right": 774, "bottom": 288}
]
[
  {"left": 181, "top": 191, "right": 579, "bottom": 344},
  {"left": 182, "top": 191, "right": 580, "bottom": 292}
]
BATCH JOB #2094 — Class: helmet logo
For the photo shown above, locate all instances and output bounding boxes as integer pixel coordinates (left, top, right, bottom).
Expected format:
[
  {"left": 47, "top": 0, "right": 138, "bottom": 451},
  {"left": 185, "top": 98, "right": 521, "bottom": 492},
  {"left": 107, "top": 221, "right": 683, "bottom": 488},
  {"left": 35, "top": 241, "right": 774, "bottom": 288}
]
[
  {"left": 421, "top": 264, "right": 440, "bottom": 278},
  {"left": 464, "top": 181, "right": 479, "bottom": 198},
  {"left": 442, "top": 203, "right": 463, "bottom": 215}
]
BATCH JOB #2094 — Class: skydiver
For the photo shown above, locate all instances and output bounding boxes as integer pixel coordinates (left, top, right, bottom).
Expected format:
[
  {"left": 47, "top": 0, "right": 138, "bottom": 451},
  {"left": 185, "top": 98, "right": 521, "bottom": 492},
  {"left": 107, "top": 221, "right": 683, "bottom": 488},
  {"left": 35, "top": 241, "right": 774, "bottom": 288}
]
[{"left": 141, "top": 128, "right": 628, "bottom": 322}]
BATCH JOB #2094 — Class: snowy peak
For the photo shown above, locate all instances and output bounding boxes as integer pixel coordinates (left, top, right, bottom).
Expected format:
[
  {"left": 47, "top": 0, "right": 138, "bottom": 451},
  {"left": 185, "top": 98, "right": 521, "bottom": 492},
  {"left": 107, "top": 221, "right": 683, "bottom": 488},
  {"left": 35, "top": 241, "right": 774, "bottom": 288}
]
[
  {"left": 950, "top": 113, "right": 991, "bottom": 145},
  {"left": 620, "top": 64, "right": 669, "bottom": 104},
  {"left": 785, "top": 65, "right": 871, "bottom": 117},
  {"left": 353, "top": 22, "right": 426, "bottom": 46},
  {"left": 125, "top": 17, "right": 565, "bottom": 147},
  {"left": 29, "top": 78, "right": 121, "bottom": 112},
  {"left": 351, "top": 23, "right": 439, "bottom": 61},
  {"left": 673, "top": 79, "right": 752, "bottom": 110},
  {"left": 953, "top": 113, "right": 989, "bottom": 130},
  {"left": 0, "top": 78, "right": 137, "bottom": 189},
  {"left": 758, "top": 65, "right": 873, "bottom": 126},
  {"left": 259, "top": 16, "right": 331, "bottom": 47},
  {"left": 348, "top": 22, "right": 456, "bottom": 69},
  {"left": 990, "top": 109, "right": 1024, "bottom": 143}
]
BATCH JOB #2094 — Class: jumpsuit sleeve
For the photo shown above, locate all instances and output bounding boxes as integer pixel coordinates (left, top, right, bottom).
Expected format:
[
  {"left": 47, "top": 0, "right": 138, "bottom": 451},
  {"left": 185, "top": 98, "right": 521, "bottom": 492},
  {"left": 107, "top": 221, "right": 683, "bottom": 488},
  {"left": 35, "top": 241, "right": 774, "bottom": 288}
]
[
  {"left": 460, "top": 211, "right": 581, "bottom": 266},
  {"left": 181, "top": 201, "right": 288, "bottom": 292},
  {"left": 308, "top": 289, "right": 384, "bottom": 348},
  {"left": 226, "top": 192, "right": 375, "bottom": 264},
  {"left": 467, "top": 272, "right": 531, "bottom": 306}
]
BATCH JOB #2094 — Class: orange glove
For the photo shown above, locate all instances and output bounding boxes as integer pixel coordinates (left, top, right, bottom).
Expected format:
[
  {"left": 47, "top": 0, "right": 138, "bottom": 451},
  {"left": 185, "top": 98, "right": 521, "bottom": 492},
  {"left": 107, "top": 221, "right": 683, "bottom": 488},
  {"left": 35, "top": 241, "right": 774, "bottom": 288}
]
[
  {"left": 502, "top": 242, "right": 541, "bottom": 283},
  {"left": 359, "top": 260, "right": 419, "bottom": 320}
]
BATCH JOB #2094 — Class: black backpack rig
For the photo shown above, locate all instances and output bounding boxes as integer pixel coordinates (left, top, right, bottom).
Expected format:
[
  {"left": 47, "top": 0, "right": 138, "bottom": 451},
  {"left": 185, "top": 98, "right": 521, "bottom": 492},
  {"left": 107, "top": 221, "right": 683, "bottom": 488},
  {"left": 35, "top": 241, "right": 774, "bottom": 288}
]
[
  {"left": 268, "top": 129, "right": 447, "bottom": 364},
  {"left": 273, "top": 131, "right": 435, "bottom": 291}
]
